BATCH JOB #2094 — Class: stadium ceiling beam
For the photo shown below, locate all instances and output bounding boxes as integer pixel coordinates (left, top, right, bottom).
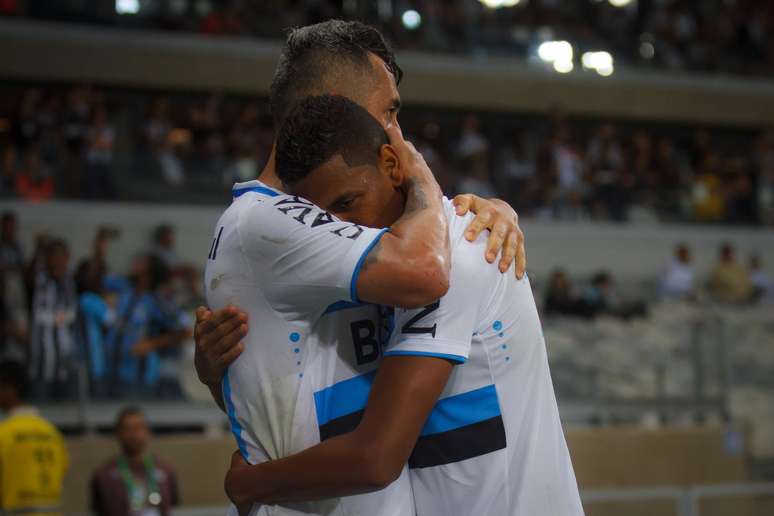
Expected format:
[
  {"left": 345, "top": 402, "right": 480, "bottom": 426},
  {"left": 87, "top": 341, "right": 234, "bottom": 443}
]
[{"left": 2, "top": 19, "right": 773, "bottom": 127}]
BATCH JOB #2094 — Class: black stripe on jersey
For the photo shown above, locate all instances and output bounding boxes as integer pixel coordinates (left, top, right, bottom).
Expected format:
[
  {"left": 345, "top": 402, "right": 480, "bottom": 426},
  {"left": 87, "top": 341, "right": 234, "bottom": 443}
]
[
  {"left": 408, "top": 415, "right": 506, "bottom": 469},
  {"left": 318, "top": 409, "right": 365, "bottom": 441}
]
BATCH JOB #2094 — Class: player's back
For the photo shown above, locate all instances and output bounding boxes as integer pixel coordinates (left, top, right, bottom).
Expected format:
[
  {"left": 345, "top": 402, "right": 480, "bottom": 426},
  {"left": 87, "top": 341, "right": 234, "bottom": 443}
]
[
  {"left": 387, "top": 201, "right": 583, "bottom": 516},
  {"left": 205, "top": 181, "right": 413, "bottom": 516},
  {"left": 0, "top": 408, "right": 69, "bottom": 514}
]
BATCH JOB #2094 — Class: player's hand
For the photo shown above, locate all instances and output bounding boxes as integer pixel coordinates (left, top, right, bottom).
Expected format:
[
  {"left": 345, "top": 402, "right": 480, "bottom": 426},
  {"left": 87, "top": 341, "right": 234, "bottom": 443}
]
[
  {"left": 225, "top": 450, "right": 253, "bottom": 516},
  {"left": 452, "top": 194, "right": 526, "bottom": 278},
  {"left": 194, "top": 305, "right": 247, "bottom": 387},
  {"left": 385, "top": 124, "right": 436, "bottom": 187}
]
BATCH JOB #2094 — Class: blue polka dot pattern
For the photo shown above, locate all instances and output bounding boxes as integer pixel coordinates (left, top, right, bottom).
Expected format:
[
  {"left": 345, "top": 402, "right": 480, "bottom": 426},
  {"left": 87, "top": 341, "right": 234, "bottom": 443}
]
[
  {"left": 296, "top": 361, "right": 301, "bottom": 366},
  {"left": 493, "top": 320, "right": 503, "bottom": 331},
  {"left": 501, "top": 344, "right": 507, "bottom": 350},
  {"left": 293, "top": 348, "right": 300, "bottom": 354},
  {"left": 506, "top": 356, "right": 511, "bottom": 362},
  {"left": 289, "top": 332, "right": 300, "bottom": 342},
  {"left": 499, "top": 332, "right": 504, "bottom": 338}
]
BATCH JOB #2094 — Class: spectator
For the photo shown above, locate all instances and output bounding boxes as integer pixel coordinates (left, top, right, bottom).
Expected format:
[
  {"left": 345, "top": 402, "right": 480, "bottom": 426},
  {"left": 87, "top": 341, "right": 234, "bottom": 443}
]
[
  {"left": 749, "top": 255, "right": 772, "bottom": 303},
  {"left": 708, "top": 242, "right": 753, "bottom": 304},
  {"left": 144, "top": 98, "right": 184, "bottom": 186},
  {"left": 456, "top": 114, "right": 495, "bottom": 199},
  {"left": 496, "top": 130, "right": 536, "bottom": 213},
  {"left": 149, "top": 225, "right": 180, "bottom": 272},
  {"left": 588, "top": 123, "right": 628, "bottom": 221},
  {"left": 583, "top": 271, "right": 647, "bottom": 319},
  {"left": 15, "top": 147, "right": 54, "bottom": 202},
  {"left": 659, "top": 243, "right": 696, "bottom": 300},
  {"left": 28, "top": 239, "right": 77, "bottom": 400},
  {"left": 83, "top": 106, "right": 116, "bottom": 199},
  {"left": 549, "top": 124, "right": 585, "bottom": 220},
  {"left": 91, "top": 407, "right": 179, "bottom": 516},
  {"left": 0, "top": 262, "right": 28, "bottom": 362},
  {"left": 76, "top": 227, "right": 122, "bottom": 398},
  {"left": 543, "top": 269, "right": 591, "bottom": 318},
  {"left": 0, "top": 211, "right": 23, "bottom": 272},
  {"left": 0, "top": 360, "right": 69, "bottom": 514},
  {"left": 106, "top": 254, "right": 191, "bottom": 398}
]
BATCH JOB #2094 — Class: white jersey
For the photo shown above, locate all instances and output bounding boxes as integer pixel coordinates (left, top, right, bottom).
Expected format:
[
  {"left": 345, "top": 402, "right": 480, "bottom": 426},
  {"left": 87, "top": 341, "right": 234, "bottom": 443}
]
[
  {"left": 205, "top": 180, "right": 413, "bottom": 516},
  {"left": 386, "top": 200, "right": 584, "bottom": 516}
]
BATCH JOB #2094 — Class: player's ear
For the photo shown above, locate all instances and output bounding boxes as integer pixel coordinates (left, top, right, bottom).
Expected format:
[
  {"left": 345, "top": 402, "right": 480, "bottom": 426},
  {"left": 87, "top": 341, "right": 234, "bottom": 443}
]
[{"left": 379, "top": 144, "right": 403, "bottom": 188}]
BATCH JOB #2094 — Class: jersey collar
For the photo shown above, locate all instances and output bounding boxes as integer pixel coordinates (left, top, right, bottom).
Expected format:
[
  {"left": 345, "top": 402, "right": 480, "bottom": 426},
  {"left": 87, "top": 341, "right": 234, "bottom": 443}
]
[{"left": 232, "top": 180, "right": 282, "bottom": 199}]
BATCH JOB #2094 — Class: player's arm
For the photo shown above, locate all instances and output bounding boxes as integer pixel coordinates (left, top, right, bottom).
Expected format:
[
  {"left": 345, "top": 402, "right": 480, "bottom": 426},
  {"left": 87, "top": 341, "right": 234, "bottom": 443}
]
[
  {"left": 225, "top": 355, "right": 454, "bottom": 506},
  {"left": 353, "top": 125, "right": 450, "bottom": 308},
  {"left": 225, "top": 243, "right": 485, "bottom": 506}
]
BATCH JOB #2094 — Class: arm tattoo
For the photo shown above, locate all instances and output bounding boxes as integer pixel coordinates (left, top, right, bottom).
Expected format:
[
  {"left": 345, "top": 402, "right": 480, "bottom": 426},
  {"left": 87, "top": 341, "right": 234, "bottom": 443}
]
[{"left": 360, "top": 240, "right": 383, "bottom": 273}]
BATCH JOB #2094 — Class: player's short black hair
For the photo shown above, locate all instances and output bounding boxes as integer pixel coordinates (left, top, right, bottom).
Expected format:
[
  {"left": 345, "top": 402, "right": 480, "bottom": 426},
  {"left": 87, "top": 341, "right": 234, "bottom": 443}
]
[
  {"left": 115, "top": 406, "right": 145, "bottom": 430},
  {"left": 276, "top": 94, "right": 389, "bottom": 186},
  {"left": 270, "top": 20, "right": 402, "bottom": 127},
  {"left": 0, "top": 360, "right": 28, "bottom": 400}
]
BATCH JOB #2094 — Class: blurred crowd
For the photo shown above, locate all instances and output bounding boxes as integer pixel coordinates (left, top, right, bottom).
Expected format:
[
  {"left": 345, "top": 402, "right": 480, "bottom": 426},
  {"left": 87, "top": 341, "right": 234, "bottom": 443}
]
[
  {"left": 543, "top": 242, "right": 772, "bottom": 321},
  {"left": 4, "top": 0, "right": 773, "bottom": 77},
  {"left": 0, "top": 209, "right": 197, "bottom": 402},
  {"left": 1, "top": 84, "right": 773, "bottom": 225}
]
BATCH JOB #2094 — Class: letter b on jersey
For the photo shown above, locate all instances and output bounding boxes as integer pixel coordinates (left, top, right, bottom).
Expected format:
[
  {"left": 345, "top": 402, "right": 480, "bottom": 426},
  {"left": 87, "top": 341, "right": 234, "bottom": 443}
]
[{"left": 351, "top": 320, "right": 379, "bottom": 365}]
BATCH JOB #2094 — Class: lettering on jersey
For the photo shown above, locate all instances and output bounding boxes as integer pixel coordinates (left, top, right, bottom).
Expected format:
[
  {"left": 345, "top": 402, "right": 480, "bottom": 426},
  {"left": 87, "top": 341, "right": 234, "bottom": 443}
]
[
  {"left": 351, "top": 319, "right": 380, "bottom": 365},
  {"left": 330, "top": 223, "right": 364, "bottom": 240},
  {"left": 401, "top": 301, "right": 440, "bottom": 338},
  {"left": 273, "top": 196, "right": 365, "bottom": 240},
  {"left": 207, "top": 226, "right": 224, "bottom": 260}
]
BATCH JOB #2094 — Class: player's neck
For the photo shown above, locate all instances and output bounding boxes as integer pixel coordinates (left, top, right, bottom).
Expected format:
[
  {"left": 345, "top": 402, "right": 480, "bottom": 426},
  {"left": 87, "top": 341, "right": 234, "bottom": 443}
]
[{"left": 257, "top": 145, "right": 284, "bottom": 191}]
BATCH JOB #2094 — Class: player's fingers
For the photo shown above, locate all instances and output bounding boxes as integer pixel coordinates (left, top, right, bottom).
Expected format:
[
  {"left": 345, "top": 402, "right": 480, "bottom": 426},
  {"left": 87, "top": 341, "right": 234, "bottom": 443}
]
[
  {"left": 452, "top": 194, "right": 472, "bottom": 216},
  {"left": 213, "top": 322, "right": 248, "bottom": 355},
  {"left": 216, "top": 343, "right": 245, "bottom": 371},
  {"left": 199, "top": 306, "right": 242, "bottom": 338},
  {"left": 195, "top": 306, "right": 211, "bottom": 323},
  {"left": 499, "top": 230, "right": 519, "bottom": 273},
  {"left": 465, "top": 209, "right": 492, "bottom": 242},
  {"left": 514, "top": 229, "right": 526, "bottom": 280},
  {"left": 206, "top": 315, "right": 247, "bottom": 352},
  {"left": 485, "top": 219, "right": 509, "bottom": 263}
]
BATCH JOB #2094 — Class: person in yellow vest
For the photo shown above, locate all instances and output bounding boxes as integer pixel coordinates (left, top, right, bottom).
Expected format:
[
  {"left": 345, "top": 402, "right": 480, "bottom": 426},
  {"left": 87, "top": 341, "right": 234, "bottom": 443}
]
[{"left": 0, "top": 360, "right": 69, "bottom": 515}]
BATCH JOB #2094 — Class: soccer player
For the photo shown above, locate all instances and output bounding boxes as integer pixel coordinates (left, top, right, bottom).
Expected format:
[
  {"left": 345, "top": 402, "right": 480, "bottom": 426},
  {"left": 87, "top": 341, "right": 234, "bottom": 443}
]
[
  {"left": 0, "top": 360, "right": 69, "bottom": 515},
  {"left": 202, "top": 20, "right": 526, "bottom": 516},
  {"left": 222, "top": 95, "right": 584, "bottom": 516}
]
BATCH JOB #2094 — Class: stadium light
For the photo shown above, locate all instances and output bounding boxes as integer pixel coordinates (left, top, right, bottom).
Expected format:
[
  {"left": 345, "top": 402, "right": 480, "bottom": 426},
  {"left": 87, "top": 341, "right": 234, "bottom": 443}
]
[
  {"left": 115, "top": 0, "right": 140, "bottom": 15},
  {"left": 608, "top": 0, "right": 634, "bottom": 7},
  {"left": 537, "top": 40, "right": 574, "bottom": 74},
  {"left": 479, "top": 0, "right": 522, "bottom": 9},
  {"left": 581, "top": 51, "right": 614, "bottom": 76},
  {"left": 401, "top": 10, "right": 422, "bottom": 30}
]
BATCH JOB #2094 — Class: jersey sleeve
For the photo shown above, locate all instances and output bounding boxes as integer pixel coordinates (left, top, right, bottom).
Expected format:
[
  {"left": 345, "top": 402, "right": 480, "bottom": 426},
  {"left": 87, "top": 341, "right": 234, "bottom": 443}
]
[
  {"left": 238, "top": 194, "right": 389, "bottom": 316},
  {"left": 385, "top": 211, "right": 490, "bottom": 364}
]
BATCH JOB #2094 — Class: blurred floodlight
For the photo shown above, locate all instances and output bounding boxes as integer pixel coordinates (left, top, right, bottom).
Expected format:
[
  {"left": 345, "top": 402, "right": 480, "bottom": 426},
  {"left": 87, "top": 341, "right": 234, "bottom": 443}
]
[
  {"left": 538, "top": 40, "right": 573, "bottom": 64},
  {"left": 553, "top": 60, "right": 574, "bottom": 73},
  {"left": 582, "top": 51, "right": 614, "bottom": 76},
  {"left": 402, "top": 10, "right": 422, "bottom": 30},
  {"left": 115, "top": 0, "right": 140, "bottom": 14},
  {"left": 479, "top": 0, "right": 522, "bottom": 8},
  {"left": 640, "top": 41, "right": 655, "bottom": 59},
  {"left": 608, "top": 0, "right": 634, "bottom": 6}
]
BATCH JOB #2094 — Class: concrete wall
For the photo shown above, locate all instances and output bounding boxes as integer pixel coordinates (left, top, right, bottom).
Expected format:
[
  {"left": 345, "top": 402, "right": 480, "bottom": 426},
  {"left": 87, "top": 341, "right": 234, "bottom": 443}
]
[
  {"left": 5, "top": 200, "right": 772, "bottom": 284},
  {"left": 60, "top": 426, "right": 749, "bottom": 513}
]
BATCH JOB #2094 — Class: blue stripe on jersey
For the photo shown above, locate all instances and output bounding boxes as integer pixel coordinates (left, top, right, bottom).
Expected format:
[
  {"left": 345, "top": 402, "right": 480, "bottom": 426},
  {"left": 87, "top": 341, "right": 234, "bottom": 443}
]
[
  {"left": 322, "top": 300, "right": 366, "bottom": 316},
  {"left": 349, "top": 228, "right": 390, "bottom": 303},
  {"left": 232, "top": 185, "right": 280, "bottom": 198},
  {"left": 313, "top": 371, "right": 376, "bottom": 426},
  {"left": 383, "top": 350, "right": 467, "bottom": 364},
  {"left": 420, "top": 384, "right": 501, "bottom": 437},
  {"left": 222, "top": 370, "right": 249, "bottom": 460}
]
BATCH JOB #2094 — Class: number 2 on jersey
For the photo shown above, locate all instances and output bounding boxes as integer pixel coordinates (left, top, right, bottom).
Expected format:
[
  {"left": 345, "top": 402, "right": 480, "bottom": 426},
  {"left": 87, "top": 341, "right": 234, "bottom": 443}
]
[{"left": 401, "top": 301, "right": 440, "bottom": 337}]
